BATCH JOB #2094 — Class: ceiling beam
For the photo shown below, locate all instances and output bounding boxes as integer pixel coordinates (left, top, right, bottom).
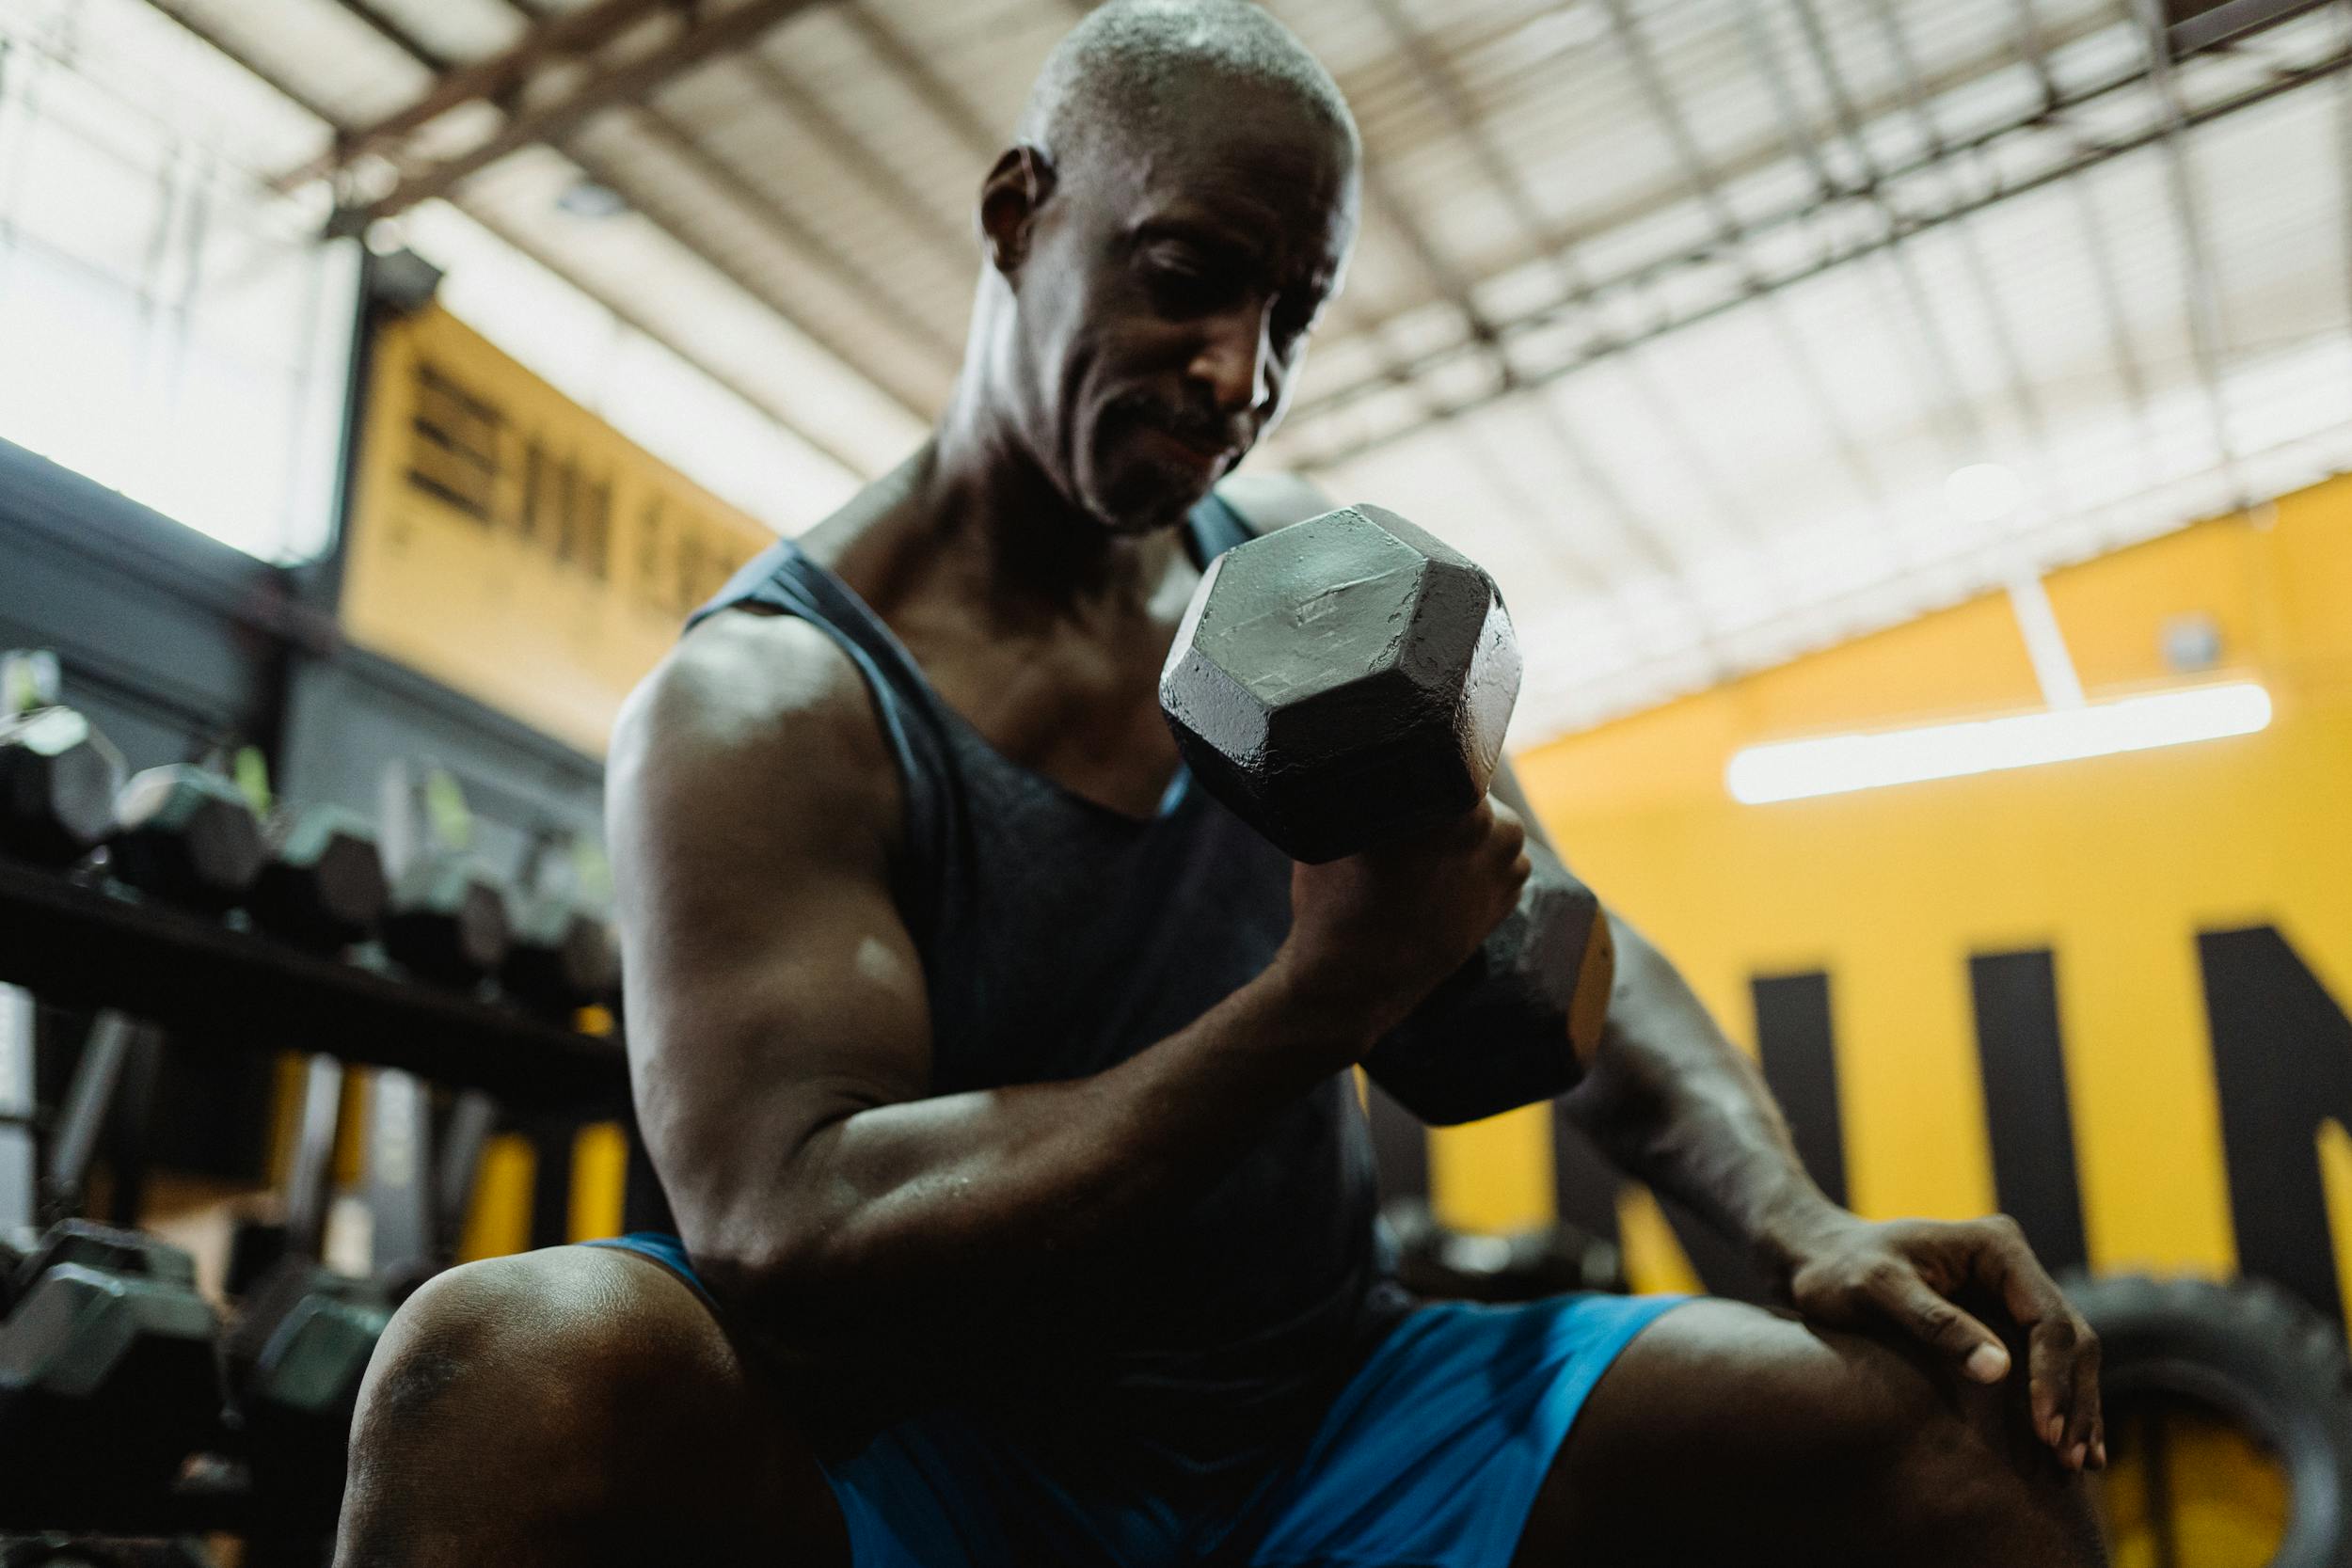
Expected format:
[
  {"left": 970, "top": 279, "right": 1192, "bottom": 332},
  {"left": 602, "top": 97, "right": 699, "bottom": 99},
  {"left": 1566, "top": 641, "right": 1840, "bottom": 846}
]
[
  {"left": 1734, "top": 1, "right": 1987, "bottom": 473},
  {"left": 313, "top": 0, "right": 444, "bottom": 71},
  {"left": 458, "top": 198, "right": 877, "bottom": 483},
  {"left": 325, "top": 0, "right": 953, "bottom": 417},
  {"left": 723, "top": 48, "right": 973, "bottom": 261},
  {"left": 1288, "top": 40, "right": 2352, "bottom": 469},
  {"left": 2128, "top": 0, "right": 2252, "bottom": 509},
  {"left": 286, "top": 0, "right": 683, "bottom": 187},
  {"left": 1800, "top": 0, "right": 2058, "bottom": 453},
  {"left": 336, "top": 0, "right": 826, "bottom": 230},
  {"left": 469, "top": 0, "right": 954, "bottom": 414},
  {"left": 1358, "top": 0, "right": 1780, "bottom": 569},
  {"left": 140, "top": 0, "right": 882, "bottom": 478},
  {"left": 834, "top": 2, "right": 1003, "bottom": 161},
  {"left": 1288, "top": 23, "right": 2214, "bottom": 432},
  {"left": 614, "top": 106, "right": 964, "bottom": 368},
  {"left": 1990, "top": 0, "right": 2158, "bottom": 474}
]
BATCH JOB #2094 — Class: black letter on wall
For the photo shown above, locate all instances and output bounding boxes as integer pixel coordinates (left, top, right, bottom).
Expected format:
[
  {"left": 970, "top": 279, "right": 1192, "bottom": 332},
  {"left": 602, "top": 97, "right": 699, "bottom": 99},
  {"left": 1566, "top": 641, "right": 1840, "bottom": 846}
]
[
  {"left": 1969, "top": 949, "right": 2090, "bottom": 1274},
  {"left": 1754, "top": 972, "right": 1850, "bottom": 1208},
  {"left": 2199, "top": 926, "right": 2352, "bottom": 1325}
]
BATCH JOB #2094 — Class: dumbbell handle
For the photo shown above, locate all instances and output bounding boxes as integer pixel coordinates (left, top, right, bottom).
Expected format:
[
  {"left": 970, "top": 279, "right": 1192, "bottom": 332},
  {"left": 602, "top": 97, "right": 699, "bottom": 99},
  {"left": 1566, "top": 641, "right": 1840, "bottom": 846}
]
[{"left": 1362, "top": 839, "right": 1614, "bottom": 1125}]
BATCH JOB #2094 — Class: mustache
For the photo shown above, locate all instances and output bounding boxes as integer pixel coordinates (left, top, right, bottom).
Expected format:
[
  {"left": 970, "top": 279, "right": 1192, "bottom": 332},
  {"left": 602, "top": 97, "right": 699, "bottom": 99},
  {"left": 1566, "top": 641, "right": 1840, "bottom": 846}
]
[{"left": 1110, "top": 391, "right": 1250, "bottom": 453}]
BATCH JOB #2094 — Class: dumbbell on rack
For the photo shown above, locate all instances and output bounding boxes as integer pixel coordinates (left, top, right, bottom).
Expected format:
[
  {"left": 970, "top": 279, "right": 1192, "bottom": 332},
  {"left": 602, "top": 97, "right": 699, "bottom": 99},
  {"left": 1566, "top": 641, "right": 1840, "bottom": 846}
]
[
  {"left": 0, "top": 708, "right": 120, "bottom": 869},
  {"left": 223, "top": 1255, "right": 394, "bottom": 1531},
  {"left": 0, "top": 1220, "right": 224, "bottom": 1522}
]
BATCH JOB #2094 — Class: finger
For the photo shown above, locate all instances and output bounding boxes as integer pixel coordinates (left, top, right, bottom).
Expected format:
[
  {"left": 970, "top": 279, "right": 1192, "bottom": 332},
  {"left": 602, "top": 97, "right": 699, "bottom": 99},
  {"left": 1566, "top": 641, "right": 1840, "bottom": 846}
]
[
  {"left": 2026, "top": 1312, "right": 2073, "bottom": 1455},
  {"left": 1963, "top": 1219, "right": 2079, "bottom": 1431},
  {"left": 1406, "top": 801, "right": 1491, "bottom": 853},
  {"left": 1872, "top": 1270, "right": 2009, "bottom": 1382},
  {"left": 1489, "top": 808, "right": 1526, "bottom": 859},
  {"left": 2061, "top": 1323, "right": 2102, "bottom": 1470}
]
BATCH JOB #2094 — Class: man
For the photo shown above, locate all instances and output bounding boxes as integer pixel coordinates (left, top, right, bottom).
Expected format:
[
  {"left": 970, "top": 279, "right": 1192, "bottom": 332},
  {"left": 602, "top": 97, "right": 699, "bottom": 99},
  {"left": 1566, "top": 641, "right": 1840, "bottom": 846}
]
[{"left": 337, "top": 5, "right": 2108, "bottom": 1564}]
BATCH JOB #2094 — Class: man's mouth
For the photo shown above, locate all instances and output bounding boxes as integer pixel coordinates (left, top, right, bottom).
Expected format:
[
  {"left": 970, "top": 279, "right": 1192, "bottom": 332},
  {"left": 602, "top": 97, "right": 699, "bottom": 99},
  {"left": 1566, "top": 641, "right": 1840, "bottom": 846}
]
[{"left": 1138, "top": 423, "right": 1238, "bottom": 470}]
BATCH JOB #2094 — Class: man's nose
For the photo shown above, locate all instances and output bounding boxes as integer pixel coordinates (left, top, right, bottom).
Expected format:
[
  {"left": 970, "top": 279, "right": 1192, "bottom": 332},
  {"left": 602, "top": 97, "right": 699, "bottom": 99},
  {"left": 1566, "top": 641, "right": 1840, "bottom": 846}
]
[{"left": 1187, "top": 304, "right": 1275, "bottom": 418}]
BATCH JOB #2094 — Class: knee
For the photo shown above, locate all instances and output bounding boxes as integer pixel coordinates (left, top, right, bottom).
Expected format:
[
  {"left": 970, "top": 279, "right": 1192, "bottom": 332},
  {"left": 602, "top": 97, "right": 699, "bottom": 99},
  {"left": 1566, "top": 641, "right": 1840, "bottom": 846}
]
[
  {"left": 1858, "top": 1344, "right": 2103, "bottom": 1565},
  {"left": 347, "top": 1248, "right": 711, "bottom": 1508}
]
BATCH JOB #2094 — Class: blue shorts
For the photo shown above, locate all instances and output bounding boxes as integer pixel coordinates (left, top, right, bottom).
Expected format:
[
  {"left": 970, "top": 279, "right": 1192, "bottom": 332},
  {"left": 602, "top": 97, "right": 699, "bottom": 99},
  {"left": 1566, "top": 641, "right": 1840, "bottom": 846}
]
[{"left": 589, "top": 1233, "right": 1687, "bottom": 1567}]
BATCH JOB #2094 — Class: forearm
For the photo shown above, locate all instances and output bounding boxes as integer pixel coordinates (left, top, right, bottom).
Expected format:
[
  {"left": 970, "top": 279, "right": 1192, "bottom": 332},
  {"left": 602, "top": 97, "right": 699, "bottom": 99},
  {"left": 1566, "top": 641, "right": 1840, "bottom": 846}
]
[
  {"left": 1560, "top": 915, "right": 1845, "bottom": 1281},
  {"left": 692, "top": 953, "right": 1373, "bottom": 1339}
]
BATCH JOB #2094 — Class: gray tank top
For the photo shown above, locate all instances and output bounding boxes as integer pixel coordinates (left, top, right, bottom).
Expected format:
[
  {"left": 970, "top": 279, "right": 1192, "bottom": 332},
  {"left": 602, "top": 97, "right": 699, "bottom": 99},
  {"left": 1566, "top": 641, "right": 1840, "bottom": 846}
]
[{"left": 688, "top": 496, "right": 1406, "bottom": 1497}]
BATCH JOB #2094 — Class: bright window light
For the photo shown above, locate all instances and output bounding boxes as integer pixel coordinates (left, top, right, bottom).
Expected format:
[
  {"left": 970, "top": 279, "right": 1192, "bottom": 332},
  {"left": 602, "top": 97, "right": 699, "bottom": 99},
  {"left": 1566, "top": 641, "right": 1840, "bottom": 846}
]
[{"left": 1726, "top": 683, "right": 2273, "bottom": 804}]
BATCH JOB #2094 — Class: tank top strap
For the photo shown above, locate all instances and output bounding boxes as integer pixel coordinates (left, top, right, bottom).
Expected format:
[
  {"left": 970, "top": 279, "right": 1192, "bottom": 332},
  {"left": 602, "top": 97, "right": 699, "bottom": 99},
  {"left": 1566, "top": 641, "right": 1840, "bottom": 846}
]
[
  {"left": 679, "top": 493, "right": 1241, "bottom": 944},
  {"left": 686, "top": 539, "right": 958, "bottom": 945},
  {"left": 1188, "top": 489, "right": 1257, "bottom": 558}
]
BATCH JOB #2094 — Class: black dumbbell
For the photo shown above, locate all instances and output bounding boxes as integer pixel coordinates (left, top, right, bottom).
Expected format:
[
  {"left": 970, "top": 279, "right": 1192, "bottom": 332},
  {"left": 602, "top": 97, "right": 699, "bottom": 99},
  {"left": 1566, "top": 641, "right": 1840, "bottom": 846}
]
[
  {"left": 501, "top": 893, "right": 619, "bottom": 1019},
  {"left": 225, "top": 1256, "right": 395, "bottom": 1522},
  {"left": 0, "top": 1221, "right": 225, "bottom": 1512},
  {"left": 381, "top": 854, "right": 512, "bottom": 988},
  {"left": 1385, "top": 1200, "right": 1626, "bottom": 1303},
  {"left": 1159, "top": 504, "right": 1611, "bottom": 1124},
  {"left": 248, "top": 804, "right": 389, "bottom": 951},
  {"left": 109, "top": 766, "right": 266, "bottom": 913},
  {"left": 0, "top": 708, "right": 121, "bottom": 867}
]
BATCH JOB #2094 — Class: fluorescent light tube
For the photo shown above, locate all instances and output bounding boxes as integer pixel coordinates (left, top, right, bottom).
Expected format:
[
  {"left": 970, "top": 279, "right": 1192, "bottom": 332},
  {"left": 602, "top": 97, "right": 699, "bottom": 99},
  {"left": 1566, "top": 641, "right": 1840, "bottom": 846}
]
[{"left": 1726, "top": 683, "right": 2273, "bottom": 804}]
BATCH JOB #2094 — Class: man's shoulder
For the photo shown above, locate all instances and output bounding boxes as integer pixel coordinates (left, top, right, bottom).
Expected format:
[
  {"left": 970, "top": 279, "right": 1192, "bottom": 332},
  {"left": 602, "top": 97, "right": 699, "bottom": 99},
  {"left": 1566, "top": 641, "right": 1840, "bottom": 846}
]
[{"left": 612, "top": 610, "right": 892, "bottom": 810}]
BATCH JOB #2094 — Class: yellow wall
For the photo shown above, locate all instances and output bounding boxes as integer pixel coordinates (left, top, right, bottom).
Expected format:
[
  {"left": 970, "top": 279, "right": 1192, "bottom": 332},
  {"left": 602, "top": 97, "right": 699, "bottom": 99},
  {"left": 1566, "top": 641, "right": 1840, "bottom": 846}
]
[
  {"left": 340, "top": 306, "right": 774, "bottom": 756},
  {"left": 1471, "top": 475, "right": 2352, "bottom": 1294}
]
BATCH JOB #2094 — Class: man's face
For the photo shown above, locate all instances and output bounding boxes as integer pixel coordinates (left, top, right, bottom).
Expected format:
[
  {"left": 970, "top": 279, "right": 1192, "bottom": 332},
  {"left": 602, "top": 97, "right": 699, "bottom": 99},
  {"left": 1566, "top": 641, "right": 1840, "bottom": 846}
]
[{"left": 994, "top": 86, "right": 1358, "bottom": 534}]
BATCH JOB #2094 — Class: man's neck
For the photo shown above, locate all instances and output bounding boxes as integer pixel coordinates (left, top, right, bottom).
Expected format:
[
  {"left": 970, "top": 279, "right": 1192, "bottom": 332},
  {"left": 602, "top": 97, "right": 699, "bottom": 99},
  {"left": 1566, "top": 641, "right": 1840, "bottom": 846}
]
[{"left": 907, "top": 408, "right": 1187, "bottom": 631}]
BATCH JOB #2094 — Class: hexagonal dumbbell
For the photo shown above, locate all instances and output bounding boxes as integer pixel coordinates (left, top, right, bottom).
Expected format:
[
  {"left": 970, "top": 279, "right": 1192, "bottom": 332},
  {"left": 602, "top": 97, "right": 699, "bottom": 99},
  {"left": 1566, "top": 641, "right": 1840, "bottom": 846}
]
[
  {"left": 1159, "top": 504, "right": 1520, "bottom": 864},
  {"left": 501, "top": 893, "right": 619, "bottom": 1020},
  {"left": 381, "top": 853, "right": 512, "bottom": 989},
  {"left": 0, "top": 708, "right": 122, "bottom": 867},
  {"left": 225, "top": 1255, "right": 395, "bottom": 1521},
  {"left": 248, "top": 804, "right": 389, "bottom": 952},
  {"left": 110, "top": 765, "right": 266, "bottom": 913},
  {"left": 1159, "top": 503, "right": 1609, "bottom": 1123},
  {"left": 0, "top": 1221, "right": 225, "bottom": 1512}
]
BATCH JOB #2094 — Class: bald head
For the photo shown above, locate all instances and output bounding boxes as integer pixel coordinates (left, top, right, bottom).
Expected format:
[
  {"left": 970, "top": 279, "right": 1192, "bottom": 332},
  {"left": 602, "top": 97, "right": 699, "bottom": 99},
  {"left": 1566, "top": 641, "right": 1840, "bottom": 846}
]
[
  {"left": 961, "top": 1, "right": 1359, "bottom": 534},
  {"left": 1018, "top": 0, "right": 1359, "bottom": 178}
]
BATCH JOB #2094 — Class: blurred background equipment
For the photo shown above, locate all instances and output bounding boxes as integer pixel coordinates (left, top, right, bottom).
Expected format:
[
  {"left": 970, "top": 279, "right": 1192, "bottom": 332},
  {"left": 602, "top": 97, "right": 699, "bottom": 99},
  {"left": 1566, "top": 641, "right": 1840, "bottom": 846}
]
[{"left": 1, "top": 0, "right": 2349, "bottom": 1560}]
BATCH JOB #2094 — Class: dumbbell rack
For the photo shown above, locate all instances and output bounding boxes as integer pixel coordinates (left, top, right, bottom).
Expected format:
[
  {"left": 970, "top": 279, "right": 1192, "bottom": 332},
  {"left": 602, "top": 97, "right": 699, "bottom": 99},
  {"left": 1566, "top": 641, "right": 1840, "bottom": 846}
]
[{"left": 0, "top": 860, "right": 627, "bottom": 1111}]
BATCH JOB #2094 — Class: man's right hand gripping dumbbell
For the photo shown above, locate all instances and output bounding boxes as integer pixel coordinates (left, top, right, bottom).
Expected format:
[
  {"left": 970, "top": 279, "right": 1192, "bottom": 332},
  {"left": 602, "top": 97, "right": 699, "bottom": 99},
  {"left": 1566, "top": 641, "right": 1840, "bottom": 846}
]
[{"left": 1159, "top": 503, "right": 1615, "bottom": 1124}]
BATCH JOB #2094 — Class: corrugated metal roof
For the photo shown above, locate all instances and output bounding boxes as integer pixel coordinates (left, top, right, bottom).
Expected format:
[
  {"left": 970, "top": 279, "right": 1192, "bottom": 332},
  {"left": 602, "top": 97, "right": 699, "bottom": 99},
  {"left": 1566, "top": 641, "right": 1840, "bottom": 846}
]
[{"left": 17, "top": 0, "right": 2352, "bottom": 741}]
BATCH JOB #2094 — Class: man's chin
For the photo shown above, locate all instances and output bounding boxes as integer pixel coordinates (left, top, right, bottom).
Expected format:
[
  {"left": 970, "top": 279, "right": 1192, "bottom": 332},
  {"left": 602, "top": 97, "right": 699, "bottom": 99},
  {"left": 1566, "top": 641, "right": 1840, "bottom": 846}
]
[{"left": 1089, "top": 462, "right": 1220, "bottom": 537}]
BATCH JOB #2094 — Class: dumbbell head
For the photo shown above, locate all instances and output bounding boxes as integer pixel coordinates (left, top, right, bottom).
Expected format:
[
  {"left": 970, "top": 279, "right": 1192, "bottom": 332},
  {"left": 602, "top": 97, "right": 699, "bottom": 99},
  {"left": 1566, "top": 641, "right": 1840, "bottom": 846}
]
[
  {"left": 10, "top": 1218, "right": 199, "bottom": 1300},
  {"left": 111, "top": 765, "right": 267, "bottom": 911},
  {"left": 1159, "top": 504, "right": 1521, "bottom": 863},
  {"left": 0, "top": 1221, "right": 224, "bottom": 1508},
  {"left": 0, "top": 708, "right": 121, "bottom": 866},
  {"left": 501, "top": 894, "right": 619, "bottom": 1017},
  {"left": 227, "top": 1258, "right": 394, "bottom": 1522},
  {"left": 382, "top": 853, "right": 512, "bottom": 987},
  {"left": 249, "top": 804, "right": 388, "bottom": 950},
  {"left": 1362, "top": 838, "right": 1612, "bottom": 1125}
]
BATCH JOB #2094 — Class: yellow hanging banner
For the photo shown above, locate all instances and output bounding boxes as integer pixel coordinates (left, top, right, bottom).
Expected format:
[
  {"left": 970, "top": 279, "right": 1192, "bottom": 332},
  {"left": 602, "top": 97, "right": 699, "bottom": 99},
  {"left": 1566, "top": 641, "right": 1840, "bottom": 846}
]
[{"left": 340, "top": 305, "right": 776, "bottom": 756}]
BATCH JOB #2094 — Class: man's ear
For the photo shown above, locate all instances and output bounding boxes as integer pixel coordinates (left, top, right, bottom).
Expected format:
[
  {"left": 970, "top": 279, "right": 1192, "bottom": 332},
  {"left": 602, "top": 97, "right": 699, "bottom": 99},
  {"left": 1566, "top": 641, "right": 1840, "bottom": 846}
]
[{"left": 977, "top": 145, "right": 1057, "bottom": 276}]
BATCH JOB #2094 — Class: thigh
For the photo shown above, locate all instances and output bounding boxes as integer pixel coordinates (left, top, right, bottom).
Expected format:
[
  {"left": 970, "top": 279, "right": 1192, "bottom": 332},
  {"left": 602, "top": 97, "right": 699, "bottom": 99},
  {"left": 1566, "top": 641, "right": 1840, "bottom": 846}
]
[
  {"left": 1244, "top": 1294, "right": 1690, "bottom": 1568},
  {"left": 1512, "top": 1297, "right": 2088, "bottom": 1568}
]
